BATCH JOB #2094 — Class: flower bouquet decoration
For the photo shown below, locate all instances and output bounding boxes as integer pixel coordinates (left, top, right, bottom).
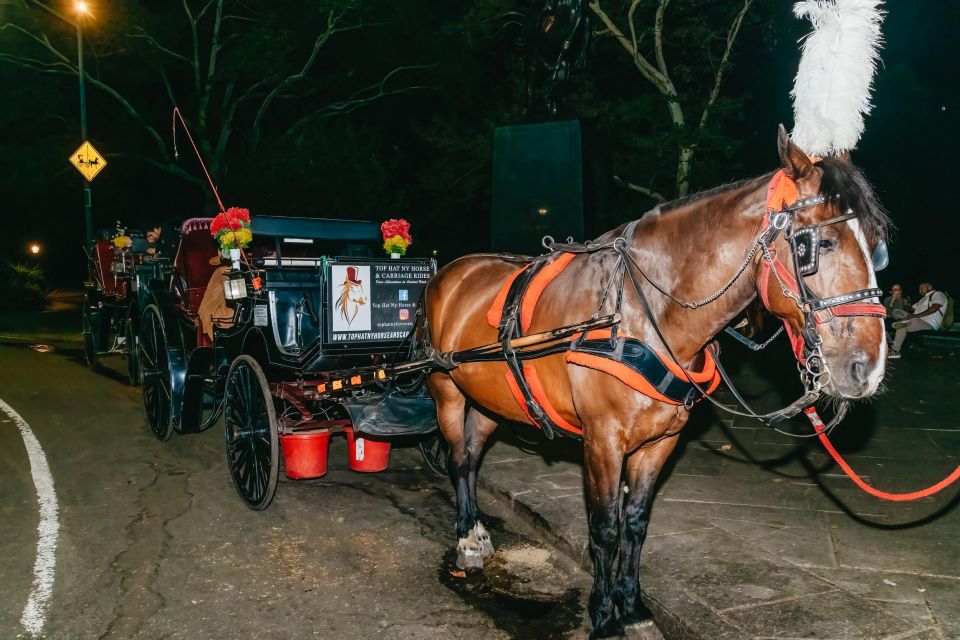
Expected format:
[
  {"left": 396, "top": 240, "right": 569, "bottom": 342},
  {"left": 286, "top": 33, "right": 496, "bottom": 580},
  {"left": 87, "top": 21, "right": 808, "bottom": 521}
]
[
  {"left": 210, "top": 207, "right": 253, "bottom": 260},
  {"left": 111, "top": 222, "right": 132, "bottom": 251},
  {"left": 381, "top": 218, "right": 412, "bottom": 257}
]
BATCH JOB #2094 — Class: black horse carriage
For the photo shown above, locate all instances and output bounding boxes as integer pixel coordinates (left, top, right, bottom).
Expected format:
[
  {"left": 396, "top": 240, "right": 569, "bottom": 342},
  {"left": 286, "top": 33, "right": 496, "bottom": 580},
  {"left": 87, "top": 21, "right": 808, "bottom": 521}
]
[
  {"left": 138, "top": 215, "right": 445, "bottom": 509},
  {"left": 83, "top": 233, "right": 170, "bottom": 383}
]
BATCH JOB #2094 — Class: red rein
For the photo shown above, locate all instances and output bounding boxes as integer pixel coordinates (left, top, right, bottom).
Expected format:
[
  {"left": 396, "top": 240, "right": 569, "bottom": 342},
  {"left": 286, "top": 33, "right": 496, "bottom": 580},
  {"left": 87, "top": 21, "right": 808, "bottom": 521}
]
[
  {"left": 805, "top": 408, "right": 960, "bottom": 501},
  {"left": 763, "top": 169, "right": 958, "bottom": 501}
]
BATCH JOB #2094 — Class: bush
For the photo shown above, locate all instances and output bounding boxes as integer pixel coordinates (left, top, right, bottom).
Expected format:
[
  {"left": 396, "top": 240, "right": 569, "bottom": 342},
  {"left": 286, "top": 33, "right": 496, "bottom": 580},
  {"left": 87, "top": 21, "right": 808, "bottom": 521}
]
[{"left": 0, "top": 260, "right": 48, "bottom": 312}]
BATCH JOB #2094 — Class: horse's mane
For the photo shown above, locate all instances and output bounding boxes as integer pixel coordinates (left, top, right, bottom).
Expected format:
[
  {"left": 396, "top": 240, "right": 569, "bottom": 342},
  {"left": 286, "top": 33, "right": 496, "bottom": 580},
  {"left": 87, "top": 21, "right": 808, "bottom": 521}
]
[
  {"left": 816, "top": 157, "right": 890, "bottom": 247},
  {"left": 657, "top": 176, "right": 761, "bottom": 214},
  {"left": 657, "top": 159, "right": 889, "bottom": 247}
]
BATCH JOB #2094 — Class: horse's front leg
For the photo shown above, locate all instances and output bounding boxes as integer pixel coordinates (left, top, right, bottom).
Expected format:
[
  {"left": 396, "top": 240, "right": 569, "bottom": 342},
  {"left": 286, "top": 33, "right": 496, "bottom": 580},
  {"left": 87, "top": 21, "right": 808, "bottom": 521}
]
[
  {"left": 614, "top": 435, "right": 679, "bottom": 627},
  {"left": 583, "top": 428, "right": 627, "bottom": 639},
  {"left": 463, "top": 407, "right": 499, "bottom": 561}
]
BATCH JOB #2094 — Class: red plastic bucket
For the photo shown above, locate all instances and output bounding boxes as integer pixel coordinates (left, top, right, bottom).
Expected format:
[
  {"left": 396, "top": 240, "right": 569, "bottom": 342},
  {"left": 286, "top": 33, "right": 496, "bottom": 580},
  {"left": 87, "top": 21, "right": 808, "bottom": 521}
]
[
  {"left": 344, "top": 427, "right": 391, "bottom": 472},
  {"left": 280, "top": 430, "right": 331, "bottom": 479}
]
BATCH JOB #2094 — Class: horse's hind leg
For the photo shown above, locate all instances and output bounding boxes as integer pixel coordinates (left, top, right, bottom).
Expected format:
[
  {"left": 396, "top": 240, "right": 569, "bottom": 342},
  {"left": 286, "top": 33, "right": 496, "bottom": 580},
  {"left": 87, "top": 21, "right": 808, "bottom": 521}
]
[
  {"left": 614, "top": 436, "right": 679, "bottom": 627},
  {"left": 583, "top": 427, "right": 627, "bottom": 639},
  {"left": 427, "top": 374, "right": 495, "bottom": 571}
]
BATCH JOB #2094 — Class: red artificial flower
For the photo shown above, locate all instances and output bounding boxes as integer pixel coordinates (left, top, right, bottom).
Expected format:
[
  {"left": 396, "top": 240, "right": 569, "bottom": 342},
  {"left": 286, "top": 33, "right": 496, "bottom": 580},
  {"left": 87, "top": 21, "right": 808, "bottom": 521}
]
[
  {"left": 381, "top": 218, "right": 411, "bottom": 242},
  {"left": 226, "top": 206, "right": 251, "bottom": 223}
]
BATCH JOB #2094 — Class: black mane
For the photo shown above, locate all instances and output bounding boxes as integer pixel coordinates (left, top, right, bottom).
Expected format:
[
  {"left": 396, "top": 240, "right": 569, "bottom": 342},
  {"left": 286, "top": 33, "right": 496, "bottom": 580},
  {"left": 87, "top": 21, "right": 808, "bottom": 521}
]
[
  {"left": 658, "top": 176, "right": 761, "bottom": 213},
  {"left": 656, "top": 159, "right": 890, "bottom": 247},
  {"left": 816, "top": 157, "right": 890, "bottom": 246}
]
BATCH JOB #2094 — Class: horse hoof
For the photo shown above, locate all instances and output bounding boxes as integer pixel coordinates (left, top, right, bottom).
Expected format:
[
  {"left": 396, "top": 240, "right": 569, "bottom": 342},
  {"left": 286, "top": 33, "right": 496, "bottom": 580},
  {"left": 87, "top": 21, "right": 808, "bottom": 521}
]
[
  {"left": 456, "top": 530, "right": 486, "bottom": 571},
  {"left": 456, "top": 546, "right": 485, "bottom": 572},
  {"left": 474, "top": 522, "right": 494, "bottom": 558},
  {"left": 620, "top": 601, "right": 654, "bottom": 627},
  {"left": 589, "top": 618, "right": 625, "bottom": 639}
]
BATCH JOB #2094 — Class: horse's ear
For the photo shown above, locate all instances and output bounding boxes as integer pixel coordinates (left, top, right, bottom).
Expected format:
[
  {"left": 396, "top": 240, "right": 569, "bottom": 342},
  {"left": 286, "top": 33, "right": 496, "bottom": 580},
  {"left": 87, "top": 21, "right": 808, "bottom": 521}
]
[
  {"left": 835, "top": 151, "right": 852, "bottom": 163},
  {"left": 777, "top": 124, "right": 815, "bottom": 180}
]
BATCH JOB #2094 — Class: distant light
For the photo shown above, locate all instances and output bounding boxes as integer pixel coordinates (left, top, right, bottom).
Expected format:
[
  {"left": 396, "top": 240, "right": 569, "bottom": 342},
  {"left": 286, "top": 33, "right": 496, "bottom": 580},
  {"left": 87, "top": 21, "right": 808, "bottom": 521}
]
[
  {"left": 75, "top": 1, "right": 90, "bottom": 15},
  {"left": 431, "top": 249, "right": 438, "bottom": 257},
  {"left": 537, "top": 207, "right": 548, "bottom": 216},
  {"left": 29, "top": 243, "right": 41, "bottom": 255}
]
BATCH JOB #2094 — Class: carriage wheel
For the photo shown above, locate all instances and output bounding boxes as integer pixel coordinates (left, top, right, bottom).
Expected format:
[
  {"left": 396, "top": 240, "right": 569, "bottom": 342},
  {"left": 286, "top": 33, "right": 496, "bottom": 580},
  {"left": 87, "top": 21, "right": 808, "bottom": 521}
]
[
  {"left": 417, "top": 432, "right": 450, "bottom": 479},
  {"left": 139, "top": 305, "right": 174, "bottom": 441},
  {"left": 125, "top": 317, "right": 141, "bottom": 386},
  {"left": 224, "top": 355, "right": 279, "bottom": 510}
]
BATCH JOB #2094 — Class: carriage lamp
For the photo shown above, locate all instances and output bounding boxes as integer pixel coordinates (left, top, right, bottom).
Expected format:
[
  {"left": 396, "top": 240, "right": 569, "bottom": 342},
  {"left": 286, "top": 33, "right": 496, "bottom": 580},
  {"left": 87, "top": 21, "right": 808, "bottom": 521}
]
[{"left": 223, "top": 272, "right": 248, "bottom": 300}]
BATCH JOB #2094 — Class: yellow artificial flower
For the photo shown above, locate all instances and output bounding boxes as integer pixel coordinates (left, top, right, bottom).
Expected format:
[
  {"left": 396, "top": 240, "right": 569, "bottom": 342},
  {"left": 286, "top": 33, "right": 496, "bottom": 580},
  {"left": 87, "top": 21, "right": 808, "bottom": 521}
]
[{"left": 112, "top": 235, "right": 132, "bottom": 249}]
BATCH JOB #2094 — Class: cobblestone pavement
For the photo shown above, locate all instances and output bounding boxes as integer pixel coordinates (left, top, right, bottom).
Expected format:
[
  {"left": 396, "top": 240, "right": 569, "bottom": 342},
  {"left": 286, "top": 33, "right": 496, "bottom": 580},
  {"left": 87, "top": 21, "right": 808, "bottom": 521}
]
[{"left": 478, "top": 344, "right": 960, "bottom": 639}]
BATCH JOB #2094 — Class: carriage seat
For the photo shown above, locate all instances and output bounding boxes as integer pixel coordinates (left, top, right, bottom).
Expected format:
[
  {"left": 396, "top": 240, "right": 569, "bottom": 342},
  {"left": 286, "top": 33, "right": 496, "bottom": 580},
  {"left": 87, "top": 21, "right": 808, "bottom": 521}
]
[
  {"left": 263, "top": 269, "right": 323, "bottom": 351},
  {"left": 92, "top": 240, "right": 128, "bottom": 299},
  {"left": 172, "top": 218, "right": 220, "bottom": 315}
]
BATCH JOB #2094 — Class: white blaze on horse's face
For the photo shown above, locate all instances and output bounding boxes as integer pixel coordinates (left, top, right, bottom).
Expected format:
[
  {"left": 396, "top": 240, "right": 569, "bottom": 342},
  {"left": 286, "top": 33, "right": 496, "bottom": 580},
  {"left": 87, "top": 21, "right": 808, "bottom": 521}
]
[{"left": 817, "top": 217, "right": 886, "bottom": 399}]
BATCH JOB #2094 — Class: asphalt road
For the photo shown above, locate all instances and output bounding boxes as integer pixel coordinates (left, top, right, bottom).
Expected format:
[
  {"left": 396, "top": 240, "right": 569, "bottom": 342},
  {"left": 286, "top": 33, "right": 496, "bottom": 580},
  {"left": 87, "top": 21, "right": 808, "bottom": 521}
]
[{"left": 0, "top": 342, "right": 598, "bottom": 640}]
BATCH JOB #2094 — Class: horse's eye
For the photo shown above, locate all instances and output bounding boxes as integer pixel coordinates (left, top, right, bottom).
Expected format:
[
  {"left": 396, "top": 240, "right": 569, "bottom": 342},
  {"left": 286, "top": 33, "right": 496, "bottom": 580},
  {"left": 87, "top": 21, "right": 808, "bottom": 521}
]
[{"left": 819, "top": 239, "right": 835, "bottom": 251}]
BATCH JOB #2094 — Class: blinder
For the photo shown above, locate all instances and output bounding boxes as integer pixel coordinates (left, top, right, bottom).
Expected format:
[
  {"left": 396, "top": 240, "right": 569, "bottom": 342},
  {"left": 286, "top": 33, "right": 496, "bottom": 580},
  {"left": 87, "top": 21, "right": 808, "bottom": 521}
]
[
  {"left": 790, "top": 225, "right": 820, "bottom": 276},
  {"left": 870, "top": 239, "right": 889, "bottom": 272}
]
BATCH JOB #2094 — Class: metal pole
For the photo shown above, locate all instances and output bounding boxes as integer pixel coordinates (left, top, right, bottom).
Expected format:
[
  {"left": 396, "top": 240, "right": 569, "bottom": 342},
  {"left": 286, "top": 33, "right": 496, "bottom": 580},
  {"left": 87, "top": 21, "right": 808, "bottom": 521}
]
[{"left": 77, "top": 19, "right": 93, "bottom": 248}]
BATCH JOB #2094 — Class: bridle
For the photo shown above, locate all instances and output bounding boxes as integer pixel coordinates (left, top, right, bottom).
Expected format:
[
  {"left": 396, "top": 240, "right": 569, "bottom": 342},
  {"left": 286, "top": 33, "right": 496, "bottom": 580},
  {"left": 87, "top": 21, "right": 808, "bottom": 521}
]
[{"left": 756, "top": 169, "right": 886, "bottom": 395}]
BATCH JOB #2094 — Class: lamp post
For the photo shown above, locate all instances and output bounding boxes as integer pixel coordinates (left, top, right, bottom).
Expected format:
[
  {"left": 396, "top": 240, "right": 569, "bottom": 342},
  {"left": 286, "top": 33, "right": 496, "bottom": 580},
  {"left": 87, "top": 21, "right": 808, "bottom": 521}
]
[{"left": 75, "top": 1, "right": 93, "bottom": 248}]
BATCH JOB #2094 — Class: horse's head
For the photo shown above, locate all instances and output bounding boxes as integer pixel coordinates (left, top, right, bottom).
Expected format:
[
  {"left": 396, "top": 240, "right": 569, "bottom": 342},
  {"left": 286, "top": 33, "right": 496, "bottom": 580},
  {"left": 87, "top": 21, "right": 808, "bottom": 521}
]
[{"left": 758, "top": 127, "right": 890, "bottom": 400}]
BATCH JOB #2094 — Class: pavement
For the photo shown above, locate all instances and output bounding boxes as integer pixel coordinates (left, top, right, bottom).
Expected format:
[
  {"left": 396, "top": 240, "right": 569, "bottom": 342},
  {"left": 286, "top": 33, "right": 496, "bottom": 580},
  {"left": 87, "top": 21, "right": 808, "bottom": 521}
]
[{"left": 476, "top": 340, "right": 960, "bottom": 640}]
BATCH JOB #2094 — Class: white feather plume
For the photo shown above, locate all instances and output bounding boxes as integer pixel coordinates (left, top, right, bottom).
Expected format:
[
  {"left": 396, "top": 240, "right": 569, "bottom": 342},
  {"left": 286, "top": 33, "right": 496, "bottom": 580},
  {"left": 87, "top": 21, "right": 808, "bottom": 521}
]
[{"left": 790, "top": 0, "right": 886, "bottom": 156}]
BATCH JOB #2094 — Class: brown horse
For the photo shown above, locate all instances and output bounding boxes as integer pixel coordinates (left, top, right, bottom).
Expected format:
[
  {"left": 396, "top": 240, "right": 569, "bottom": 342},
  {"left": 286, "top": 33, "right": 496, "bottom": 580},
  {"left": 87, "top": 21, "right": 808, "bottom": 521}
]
[{"left": 421, "top": 129, "right": 889, "bottom": 637}]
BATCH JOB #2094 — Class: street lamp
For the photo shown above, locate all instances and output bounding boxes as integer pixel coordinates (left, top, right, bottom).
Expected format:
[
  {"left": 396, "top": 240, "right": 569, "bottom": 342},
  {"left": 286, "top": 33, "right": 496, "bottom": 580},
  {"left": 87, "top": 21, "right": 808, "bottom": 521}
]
[
  {"left": 74, "top": 0, "right": 93, "bottom": 249},
  {"left": 29, "top": 243, "right": 42, "bottom": 256}
]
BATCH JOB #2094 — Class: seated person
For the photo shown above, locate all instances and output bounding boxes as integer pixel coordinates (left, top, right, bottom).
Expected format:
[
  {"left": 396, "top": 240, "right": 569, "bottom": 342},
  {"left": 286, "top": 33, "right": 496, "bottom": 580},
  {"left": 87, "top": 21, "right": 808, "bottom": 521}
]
[
  {"left": 145, "top": 222, "right": 178, "bottom": 257},
  {"left": 196, "top": 254, "right": 235, "bottom": 340},
  {"left": 889, "top": 282, "right": 947, "bottom": 358},
  {"left": 882, "top": 283, "right": 912, "bottom": 324}
]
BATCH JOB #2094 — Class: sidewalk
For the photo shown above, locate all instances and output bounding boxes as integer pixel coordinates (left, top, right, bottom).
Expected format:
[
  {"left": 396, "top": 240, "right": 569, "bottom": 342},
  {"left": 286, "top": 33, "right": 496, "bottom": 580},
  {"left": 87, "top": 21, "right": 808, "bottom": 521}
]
[{"left": 478, "top": 347, "right": 960, "bottom": 639}]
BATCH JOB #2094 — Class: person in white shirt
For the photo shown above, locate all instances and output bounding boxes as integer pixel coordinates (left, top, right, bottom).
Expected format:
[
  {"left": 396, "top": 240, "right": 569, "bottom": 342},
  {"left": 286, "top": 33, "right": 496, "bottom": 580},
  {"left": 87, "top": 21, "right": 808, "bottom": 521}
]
[{"left": 889, "top": 282, "right": 947, "bottom": 358}]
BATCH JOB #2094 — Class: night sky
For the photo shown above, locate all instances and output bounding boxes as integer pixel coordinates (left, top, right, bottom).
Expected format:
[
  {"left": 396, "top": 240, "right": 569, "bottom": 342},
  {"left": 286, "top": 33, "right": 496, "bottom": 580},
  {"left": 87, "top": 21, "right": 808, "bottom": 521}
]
[{"left": 0, "top": 0, "right": 956, "bottom": 299}]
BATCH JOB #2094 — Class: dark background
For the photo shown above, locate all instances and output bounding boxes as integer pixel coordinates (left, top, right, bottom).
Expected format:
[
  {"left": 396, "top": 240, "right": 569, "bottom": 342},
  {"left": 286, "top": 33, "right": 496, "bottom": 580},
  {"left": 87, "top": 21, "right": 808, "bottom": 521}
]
[{"left": 0, "top": 0, "right": 955, "bottom": 299}]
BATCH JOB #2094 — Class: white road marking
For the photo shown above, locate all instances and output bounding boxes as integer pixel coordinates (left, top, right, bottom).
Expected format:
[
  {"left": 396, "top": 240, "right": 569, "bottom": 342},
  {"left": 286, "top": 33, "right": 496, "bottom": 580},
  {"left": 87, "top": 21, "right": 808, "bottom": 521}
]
[{"left": 0, "top": 398, "right": 59, "bottom": 638}]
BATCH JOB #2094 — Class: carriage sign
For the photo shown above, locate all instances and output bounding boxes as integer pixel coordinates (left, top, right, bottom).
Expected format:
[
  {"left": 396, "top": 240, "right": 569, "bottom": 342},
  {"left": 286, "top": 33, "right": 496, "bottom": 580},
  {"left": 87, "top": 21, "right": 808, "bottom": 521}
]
[
  {"left": 69, "top": 141, "right": 107, "bottom": 182},
  {"left": 326, "top": 259, "right": 433, "bottom": 344}
]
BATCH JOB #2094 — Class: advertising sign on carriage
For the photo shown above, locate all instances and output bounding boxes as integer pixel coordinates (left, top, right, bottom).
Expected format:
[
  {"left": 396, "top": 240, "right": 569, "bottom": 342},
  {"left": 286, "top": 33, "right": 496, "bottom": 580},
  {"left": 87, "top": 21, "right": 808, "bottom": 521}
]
[{"left": 326, "top": 259, "right": 433, "bottom": 344}]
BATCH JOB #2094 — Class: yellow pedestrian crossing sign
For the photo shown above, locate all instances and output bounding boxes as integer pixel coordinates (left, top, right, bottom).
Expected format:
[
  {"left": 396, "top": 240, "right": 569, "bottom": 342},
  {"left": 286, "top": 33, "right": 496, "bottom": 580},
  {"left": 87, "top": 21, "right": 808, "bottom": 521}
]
[{"left": 70, "top": 141, "right": 107, "bottom": 181}]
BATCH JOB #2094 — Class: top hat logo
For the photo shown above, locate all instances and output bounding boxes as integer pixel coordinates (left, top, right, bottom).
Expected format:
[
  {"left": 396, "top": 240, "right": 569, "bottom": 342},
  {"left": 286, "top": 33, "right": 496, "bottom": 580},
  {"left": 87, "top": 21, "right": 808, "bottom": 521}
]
[
  {"left": 336, "top": 265, "right": 367, "bottom": 326},
  {"left": 346, "top": 266, "right": 363, "bottom": 286}
]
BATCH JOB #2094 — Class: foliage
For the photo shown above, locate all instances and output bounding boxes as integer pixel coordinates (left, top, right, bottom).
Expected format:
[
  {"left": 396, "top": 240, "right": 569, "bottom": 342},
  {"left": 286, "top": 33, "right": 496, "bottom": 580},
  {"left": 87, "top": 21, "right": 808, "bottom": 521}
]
[{"left": 0, "top": 260, "right": 48, "bottom": 311}]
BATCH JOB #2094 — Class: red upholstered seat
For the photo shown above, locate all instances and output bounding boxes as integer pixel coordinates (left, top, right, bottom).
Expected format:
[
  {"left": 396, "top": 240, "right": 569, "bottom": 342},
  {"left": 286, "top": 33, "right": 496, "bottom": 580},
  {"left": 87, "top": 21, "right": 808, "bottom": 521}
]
[
  {"left": 173, "top": 218, "right": 219, "bottom": 315},
  {"left": 93, "top": 240, "right": 127, "bottom": 299}
]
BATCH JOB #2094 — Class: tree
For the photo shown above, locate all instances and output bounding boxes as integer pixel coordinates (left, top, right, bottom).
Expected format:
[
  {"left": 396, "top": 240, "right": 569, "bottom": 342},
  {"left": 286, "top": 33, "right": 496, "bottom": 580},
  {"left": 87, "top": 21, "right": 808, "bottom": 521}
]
[
  {"left": 587, "top": 0, "right": 754, "bottom": 199},
  {"left": 0, "top": 0, "right": 430, "bottom": 206}
]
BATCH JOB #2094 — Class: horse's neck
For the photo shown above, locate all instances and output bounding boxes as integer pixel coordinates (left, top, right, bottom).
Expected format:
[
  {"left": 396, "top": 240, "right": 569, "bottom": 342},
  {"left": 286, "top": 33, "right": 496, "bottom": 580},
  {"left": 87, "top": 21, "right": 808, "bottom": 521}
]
[{"left": 626, "top": 176, "right": 770, "bottom": 360}]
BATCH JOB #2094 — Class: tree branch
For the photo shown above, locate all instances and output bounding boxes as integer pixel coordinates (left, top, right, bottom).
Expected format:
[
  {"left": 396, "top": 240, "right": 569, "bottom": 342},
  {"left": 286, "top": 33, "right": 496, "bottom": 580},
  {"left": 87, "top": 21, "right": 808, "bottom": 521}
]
[
  {"left": 588, "top": 1, "right": 668, "bottom": 93},
  {"left": 653, "top": 0, "right": 671, "bottom": 80},
  {"left": 105, "top": 152, "right": 206, "bottom": 187},
  {"left": 250, "top": 9, "right": 362, "bottom": 149},
  {"left": 698, "top": 0, "right": 751, "bottom": 130},
  {"left": 128, "top": 28, "right": 192, "bottom": 66},
  {"left": 287, "top": 65, "right": 436, "bottom": 132},
  {"left": 613, "top": 175, "right": 666, "bottom": 202}
]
